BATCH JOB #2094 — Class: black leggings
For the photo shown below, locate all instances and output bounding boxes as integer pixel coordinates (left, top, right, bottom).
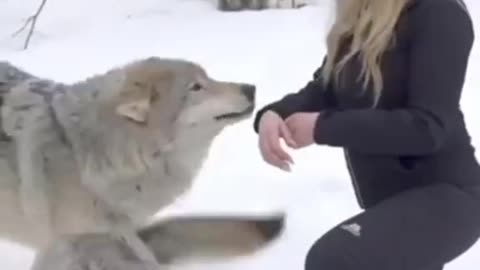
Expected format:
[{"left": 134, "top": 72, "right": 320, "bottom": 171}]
[{"left": 305, "top": 183, "right": 480, "bottom": 270}]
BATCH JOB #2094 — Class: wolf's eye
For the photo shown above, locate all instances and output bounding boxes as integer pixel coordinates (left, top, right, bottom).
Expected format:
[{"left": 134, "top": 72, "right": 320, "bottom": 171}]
[{"left": 189, "top": 83, "right": 204, "bottom": 92}]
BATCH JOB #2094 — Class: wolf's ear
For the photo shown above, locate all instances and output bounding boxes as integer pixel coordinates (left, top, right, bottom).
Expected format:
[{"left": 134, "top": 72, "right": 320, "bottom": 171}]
[
  {"left": 115, "top": 80, "right": 155, "bottom": 123},
  {"left": 116, "top": 97, "right": 151, "bottom": 123},
  {"left": 116, "top": 65, "right": 173, "bottom": 123}
]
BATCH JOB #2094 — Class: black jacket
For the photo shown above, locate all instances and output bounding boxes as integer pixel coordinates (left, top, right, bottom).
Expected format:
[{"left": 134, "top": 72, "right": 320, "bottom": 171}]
[{"left": 253, "top": 0, "right": 480, "bottom": 209}]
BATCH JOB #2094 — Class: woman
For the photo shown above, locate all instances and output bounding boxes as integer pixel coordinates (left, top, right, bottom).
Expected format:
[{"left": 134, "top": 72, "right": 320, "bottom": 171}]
[{"left": 253, "top": 0, "right": 480, "bottom": 269}]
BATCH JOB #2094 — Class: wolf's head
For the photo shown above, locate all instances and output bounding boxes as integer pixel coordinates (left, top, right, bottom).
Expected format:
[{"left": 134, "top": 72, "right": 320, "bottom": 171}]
[
  {"left": 113, "top": 57, "right": 256, "bottom": 136},
  {"left": 69, "top": 57, "right": 256, "bottom": 181}
]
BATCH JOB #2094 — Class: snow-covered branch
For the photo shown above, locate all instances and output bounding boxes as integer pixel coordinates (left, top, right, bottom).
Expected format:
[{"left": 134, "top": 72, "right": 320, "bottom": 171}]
[{"left": 12, "top": 0, "right": 48, "bottom": 50}]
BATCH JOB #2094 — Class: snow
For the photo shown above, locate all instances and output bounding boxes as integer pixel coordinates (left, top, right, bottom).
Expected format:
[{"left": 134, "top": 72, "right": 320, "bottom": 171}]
[{"left": 0, "top": 0, "right": 479, "bottom": 269}]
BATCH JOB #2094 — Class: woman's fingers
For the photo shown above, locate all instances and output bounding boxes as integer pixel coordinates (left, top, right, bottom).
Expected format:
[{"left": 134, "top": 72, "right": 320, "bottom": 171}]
[
  {"left": 268, "top": 127, "right": 293, "bottom": 164},
  {"left": 279, "top": 121, "right": 298, "bottom": 150},
  {"left": 260, "top": 137, "right": 291, "bottom": 171},
  {"left": 257, "top": 112, "right": 296, "bottom": 171},
  {"left": 259, "top": 128, "right": 291, "bottom": 171}
]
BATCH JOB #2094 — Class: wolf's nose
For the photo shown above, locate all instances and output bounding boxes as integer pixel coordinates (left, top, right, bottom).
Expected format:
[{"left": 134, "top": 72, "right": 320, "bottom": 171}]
[{"left": 241, "top": 84, "right": 256, "bottom": 102}]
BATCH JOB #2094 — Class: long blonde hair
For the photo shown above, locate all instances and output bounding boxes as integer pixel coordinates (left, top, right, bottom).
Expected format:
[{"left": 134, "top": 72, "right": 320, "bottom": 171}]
[{"left": 321, "top": 0, "right": 410, "bottom": 104}]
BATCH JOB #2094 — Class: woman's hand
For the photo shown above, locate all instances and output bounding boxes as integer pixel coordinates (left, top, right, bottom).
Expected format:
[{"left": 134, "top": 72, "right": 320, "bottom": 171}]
[
  {"left": 285, "top": 112, "right": 320, "bottom": 149},
  {"left": 258, "top": 110, "right": 297, "bottom": 171}
]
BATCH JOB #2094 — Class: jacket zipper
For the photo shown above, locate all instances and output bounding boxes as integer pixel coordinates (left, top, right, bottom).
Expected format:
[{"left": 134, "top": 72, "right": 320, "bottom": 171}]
[{"left": 344, "top": 149, "right": 365, "bottom": 208}]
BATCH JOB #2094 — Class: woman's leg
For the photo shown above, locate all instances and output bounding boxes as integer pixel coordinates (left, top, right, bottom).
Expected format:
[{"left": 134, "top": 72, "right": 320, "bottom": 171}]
[{"left": 304, "top": 183, "right": 480, "bottom": 270}]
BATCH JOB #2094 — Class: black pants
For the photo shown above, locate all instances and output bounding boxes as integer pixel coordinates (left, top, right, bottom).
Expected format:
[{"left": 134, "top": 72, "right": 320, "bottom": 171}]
[{"left": 305, "top": 183, "right": 480, "bottom": 270}]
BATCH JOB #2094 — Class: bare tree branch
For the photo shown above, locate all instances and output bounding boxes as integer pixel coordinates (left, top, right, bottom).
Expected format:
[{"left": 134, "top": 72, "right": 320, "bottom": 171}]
[{"left": 12, "top": 0, "right": 48, "bottom": 50}]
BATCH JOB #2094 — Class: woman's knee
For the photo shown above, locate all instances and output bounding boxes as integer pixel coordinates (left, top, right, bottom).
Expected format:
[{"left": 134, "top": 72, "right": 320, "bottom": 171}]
[{"left": 304, "top": 233, "right": 353, "bottom": 270}]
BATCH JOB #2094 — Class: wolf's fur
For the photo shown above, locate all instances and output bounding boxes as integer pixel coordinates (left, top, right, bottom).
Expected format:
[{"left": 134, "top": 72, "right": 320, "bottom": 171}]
[
  {"left": 0, "top": 58, "right": 285, "bottom": 269},
  {"left": 31, "top": 214, "right": 285, "bottom": 270},
  {"left": 217, "top": 0, "right": 308, "bottom": 11}
]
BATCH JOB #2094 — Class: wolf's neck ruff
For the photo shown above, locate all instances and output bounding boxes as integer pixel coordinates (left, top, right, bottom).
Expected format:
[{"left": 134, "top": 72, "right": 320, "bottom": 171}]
[{"left": 49, "top": 72, "right": 174, "bottom": 188}]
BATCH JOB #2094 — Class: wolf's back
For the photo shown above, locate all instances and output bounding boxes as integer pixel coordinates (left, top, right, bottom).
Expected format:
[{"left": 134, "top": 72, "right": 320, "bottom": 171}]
[
  {"left": 0, "top": 61, "right": 37, "bottom": 100},
  {"left": 0, "top": 62, "right": 36, "bottom": 140}
]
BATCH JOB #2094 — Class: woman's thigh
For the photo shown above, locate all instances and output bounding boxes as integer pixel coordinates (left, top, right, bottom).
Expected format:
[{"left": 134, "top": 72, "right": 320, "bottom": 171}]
[{"left": 304, "top": 183, "right": 480, "bottom": 270}]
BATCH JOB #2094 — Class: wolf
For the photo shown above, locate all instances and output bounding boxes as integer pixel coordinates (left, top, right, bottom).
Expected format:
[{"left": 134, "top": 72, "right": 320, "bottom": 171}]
[
  {"left": 0, "top": 58, "right": 285, "bottom": 270},
  {"left": 217, "top": 0, "right": 308, "bottom": 11},
  {"left": 31, "top": 213, "right": 284, "bottom": 270}
]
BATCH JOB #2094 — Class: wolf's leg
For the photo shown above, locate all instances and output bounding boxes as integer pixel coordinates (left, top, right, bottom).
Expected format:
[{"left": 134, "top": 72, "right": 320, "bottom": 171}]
[{"left": 106, "top": 214, "right": 164, "bottom": 270}]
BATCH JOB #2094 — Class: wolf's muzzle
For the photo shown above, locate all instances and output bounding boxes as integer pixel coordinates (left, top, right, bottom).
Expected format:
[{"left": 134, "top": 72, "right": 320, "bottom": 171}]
[{"left": 240, "top": 84, "right": 256, "bottom": 103}]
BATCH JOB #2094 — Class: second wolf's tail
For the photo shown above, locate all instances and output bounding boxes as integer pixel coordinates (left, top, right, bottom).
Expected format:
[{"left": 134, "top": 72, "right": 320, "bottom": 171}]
[{"left": 139, "top": 212, "right": 286, "bottom": 264}]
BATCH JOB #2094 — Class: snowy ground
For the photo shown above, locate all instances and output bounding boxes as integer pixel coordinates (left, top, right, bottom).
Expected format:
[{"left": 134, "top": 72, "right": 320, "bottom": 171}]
[{"left": 0, "top": 0, "right": 479, "bottom": 269}]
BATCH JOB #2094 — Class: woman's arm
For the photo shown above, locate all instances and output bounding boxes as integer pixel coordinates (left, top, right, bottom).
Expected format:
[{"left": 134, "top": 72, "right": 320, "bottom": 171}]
[
  {"left": 312, "top": 0, "right": 474, "bottom": 156},
  {"left": 253, "top": 57, "right": 337, "bottom": 132}
]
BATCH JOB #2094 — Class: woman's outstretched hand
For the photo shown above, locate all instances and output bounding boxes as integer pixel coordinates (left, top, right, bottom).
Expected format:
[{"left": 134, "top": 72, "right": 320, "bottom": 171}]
[{"left": 258, "top": 110, "right": 297, "bottom": 171}]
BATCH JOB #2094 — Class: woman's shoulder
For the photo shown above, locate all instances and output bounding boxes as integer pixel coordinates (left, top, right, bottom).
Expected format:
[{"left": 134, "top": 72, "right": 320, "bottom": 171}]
[
  {"left": 406, "top": 0, "right": 473, "bottom": 32},
  {"left": 408, "top": 0, "right": 469, "bottom": 15}
]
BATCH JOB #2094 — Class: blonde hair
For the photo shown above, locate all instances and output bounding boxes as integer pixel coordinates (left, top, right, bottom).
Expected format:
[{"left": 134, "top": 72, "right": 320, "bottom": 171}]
[{"left": 321, "top": 0, "right": 410, "bottom": 104}]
